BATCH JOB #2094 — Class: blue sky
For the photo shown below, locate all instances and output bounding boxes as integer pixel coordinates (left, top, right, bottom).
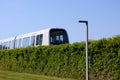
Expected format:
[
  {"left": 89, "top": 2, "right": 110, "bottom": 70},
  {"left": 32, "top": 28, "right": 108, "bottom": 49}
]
[{"left": 0, "top": 0, "right": 120, "bottom": 43}]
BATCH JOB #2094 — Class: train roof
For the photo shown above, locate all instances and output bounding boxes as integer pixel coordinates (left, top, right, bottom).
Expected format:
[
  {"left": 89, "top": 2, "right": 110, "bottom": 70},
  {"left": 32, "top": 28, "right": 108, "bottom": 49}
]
[{"left": 0, "top": 27, "right": 65, "bottom": 43}]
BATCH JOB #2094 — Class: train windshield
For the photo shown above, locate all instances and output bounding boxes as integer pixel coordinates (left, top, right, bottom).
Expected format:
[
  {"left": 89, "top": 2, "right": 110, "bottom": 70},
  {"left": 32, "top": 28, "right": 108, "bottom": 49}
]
[{"left": 50, "top": 29, "right": 69, "bottom": 45}]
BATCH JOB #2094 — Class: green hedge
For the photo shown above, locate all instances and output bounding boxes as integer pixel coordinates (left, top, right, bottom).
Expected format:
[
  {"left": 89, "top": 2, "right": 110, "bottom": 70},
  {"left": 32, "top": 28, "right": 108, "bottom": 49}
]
[{"left": 0, "top": 35, "right": 120, "bottom": 80}]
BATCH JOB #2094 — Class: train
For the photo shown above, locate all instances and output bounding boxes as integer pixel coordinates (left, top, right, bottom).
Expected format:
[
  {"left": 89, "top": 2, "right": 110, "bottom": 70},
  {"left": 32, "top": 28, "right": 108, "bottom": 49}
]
[{"left": 0, "top": 28, "right": 69, "bottom": 49}]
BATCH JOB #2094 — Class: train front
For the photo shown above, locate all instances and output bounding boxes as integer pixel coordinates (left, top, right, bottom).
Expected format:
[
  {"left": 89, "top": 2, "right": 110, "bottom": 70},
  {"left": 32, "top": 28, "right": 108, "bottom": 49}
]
[{"left": 49, "top": 28, "right": 69, "bottom": 45}]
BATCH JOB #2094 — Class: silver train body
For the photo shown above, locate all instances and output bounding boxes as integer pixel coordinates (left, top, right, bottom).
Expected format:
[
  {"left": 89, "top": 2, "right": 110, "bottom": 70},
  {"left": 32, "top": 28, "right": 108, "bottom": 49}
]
[{"left": 0, "top": 28, "right": 69, "bottom": 49}]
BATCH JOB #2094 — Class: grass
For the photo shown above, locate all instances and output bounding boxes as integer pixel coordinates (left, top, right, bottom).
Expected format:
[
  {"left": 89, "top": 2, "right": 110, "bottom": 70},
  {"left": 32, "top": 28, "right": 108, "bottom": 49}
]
[{"left": 0, "top": 70, "right": 74, "bottom": 80}]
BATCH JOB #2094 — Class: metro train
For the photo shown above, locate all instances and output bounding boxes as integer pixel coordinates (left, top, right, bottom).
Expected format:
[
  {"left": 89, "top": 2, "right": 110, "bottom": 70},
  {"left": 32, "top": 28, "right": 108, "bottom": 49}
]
[{"left": 0, "top": 28, "right": 69, "bottom": 49}]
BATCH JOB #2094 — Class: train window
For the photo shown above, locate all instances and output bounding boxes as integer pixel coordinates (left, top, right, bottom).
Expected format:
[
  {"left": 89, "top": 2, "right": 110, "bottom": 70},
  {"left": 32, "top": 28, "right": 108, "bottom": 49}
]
[
  {"left": 1, "top": 43, "right": 3, "bottom": 49},
  {"left": 60, "top": 35, "right": 64, "bottom": 41},
  {"left": 1, "top": 43, "right": 4, "bottom": 49},
  {"left": 30, "top": 36, "right": 35, "bottom": 46},
  {"left": 15, "top": 39, "right": 21, "bottom": 48},
  {"left": 15, "top": 39, "right": 18, "bottom": 48},
  {"left": 9, "top": 40, "right": 14, "bottom": 49},
  {"left": 50, "top": 29, "right": 69, "bottom": 45},
  {"left": 22, "top": 37, "right": 30, "bottom": 47},
  {"left": 0, "top": 43, "right": 2, "bottom": 49},
  {"left": 36, "top": 34, "right": 43, "bottom": 45},
  {"left": 18, "top": 39, "right": 21, "bottom": 48},
  {"left": 4, "top": 42, "right": 7, "bottom": 49},
  {"left": 3, "top": 42, "right": 8, "bottom": 49},
  {"left": 2, "top": 43, "right": 5, "bottom": 49},
  {"left": 6, "top": 41, "right": 9, "bottom": 49}
]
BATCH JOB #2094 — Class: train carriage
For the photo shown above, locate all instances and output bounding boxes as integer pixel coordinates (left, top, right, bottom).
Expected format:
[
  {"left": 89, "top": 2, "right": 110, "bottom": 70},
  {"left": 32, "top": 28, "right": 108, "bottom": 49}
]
[{"left": 0, "top": 28, "right": 69, "bottom": 49}]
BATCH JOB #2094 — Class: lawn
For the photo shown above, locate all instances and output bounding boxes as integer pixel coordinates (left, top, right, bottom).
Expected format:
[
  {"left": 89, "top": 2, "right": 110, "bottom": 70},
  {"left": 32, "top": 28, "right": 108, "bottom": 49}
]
[{"left": 0, "top": 70, "right": 73, "bottom": 80}]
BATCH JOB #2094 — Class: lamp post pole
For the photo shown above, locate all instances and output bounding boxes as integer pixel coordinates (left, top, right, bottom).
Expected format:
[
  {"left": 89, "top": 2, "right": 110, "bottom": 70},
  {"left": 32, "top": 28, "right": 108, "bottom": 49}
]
[{"left": 78, "top": 20, "right": 89, "bottom": 80}]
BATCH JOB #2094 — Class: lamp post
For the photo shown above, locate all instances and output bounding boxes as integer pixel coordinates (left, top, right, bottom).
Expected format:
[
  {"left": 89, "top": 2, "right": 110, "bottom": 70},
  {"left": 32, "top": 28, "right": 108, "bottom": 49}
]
[{"left": 78, "top": 20, "right": 89, "bottom": 80}]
